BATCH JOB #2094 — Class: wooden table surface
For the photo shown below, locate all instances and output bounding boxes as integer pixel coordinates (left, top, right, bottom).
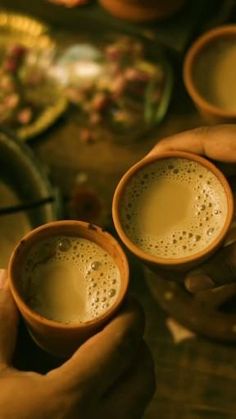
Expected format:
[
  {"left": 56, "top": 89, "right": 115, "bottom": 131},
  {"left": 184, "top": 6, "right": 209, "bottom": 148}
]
[{"left": 2, "top": 1, "right": 236, "bottom": 418}]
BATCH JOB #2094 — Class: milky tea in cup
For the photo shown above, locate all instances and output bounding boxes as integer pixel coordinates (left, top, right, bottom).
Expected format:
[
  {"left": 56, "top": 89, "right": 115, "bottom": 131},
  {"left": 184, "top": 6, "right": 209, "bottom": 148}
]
[
  {"left": 8, "top": 221, "right": 129, "bottom": 356},
  {"left": 22, "top": 236, "right": 121, "bottom": 323},
  {"left": 112, "top": 151, "right": 234, "bottom": 270}
]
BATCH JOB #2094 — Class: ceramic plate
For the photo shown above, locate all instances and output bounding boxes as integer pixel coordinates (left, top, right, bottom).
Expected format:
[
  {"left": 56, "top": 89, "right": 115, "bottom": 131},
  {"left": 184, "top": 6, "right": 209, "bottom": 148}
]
[
  {"left": 0, "top": 128, "right": 61, "bottom": 266},
  {"left": 52, "top": 30, "right": 173, "bottom": 143}
]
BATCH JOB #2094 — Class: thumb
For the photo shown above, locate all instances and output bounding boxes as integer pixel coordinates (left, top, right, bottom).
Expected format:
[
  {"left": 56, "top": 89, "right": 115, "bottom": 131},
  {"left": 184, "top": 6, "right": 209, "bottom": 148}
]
[
  {"left": 185, "top": 242, "right": 236, "bottom": 293},
  {"left": 0, "top": 269, "right": 18, "bottom": 368},
  {"left": 48, "top": 299, "right": 144, "bottom": 400}
]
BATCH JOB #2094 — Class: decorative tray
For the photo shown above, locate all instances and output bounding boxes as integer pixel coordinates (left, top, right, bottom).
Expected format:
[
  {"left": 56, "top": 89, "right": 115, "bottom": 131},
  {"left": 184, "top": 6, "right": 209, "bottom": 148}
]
[
  {"left": 0, "top": 12, "right": 67, "bottom": 141},
  {"left": 51, "top": 29, "right": 174, "bottom": 144}
]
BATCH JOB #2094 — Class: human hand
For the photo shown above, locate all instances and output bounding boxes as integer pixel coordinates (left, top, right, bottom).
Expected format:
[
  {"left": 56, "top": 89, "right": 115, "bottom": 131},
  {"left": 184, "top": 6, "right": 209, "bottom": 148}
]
[
  {"left": 147, "top": 125, "right": 236, "bottom": 294},
  {"left": 0, "top": 269, "right": 155, "bottom": 419}
]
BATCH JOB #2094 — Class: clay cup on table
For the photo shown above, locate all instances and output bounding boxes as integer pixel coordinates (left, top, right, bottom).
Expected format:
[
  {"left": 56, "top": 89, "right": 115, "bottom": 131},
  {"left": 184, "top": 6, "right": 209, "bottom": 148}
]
[
  {"left": 98, "top": 0, "right": 186, "bottom": 22},
  {"left": 8, "top": 220, "right": 129, "bottom": 358},
  {"left": 112, "top": 151, "right": 234, "bottom": 275},
  {"left": 183, "top": 25, "right": 236, "bottom": 123}
]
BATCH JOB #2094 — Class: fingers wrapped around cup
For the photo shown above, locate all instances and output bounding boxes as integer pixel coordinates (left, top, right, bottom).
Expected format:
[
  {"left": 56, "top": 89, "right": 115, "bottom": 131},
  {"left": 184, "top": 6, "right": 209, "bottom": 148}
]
[{"left": 8, "top": 220, "right": 129, "bottom": 358}]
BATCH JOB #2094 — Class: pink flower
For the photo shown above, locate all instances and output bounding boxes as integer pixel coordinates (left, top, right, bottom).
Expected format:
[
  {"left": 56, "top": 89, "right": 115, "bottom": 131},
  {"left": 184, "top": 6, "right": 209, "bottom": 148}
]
[{"left": 17, "top": 108, "right": 33, "bottom": 125}]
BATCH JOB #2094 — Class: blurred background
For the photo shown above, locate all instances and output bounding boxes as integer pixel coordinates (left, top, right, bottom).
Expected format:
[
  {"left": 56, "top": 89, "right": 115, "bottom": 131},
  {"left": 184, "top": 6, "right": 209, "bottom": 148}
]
[{"left": 0, "top": 1, "right": 236, "bottom": 418}]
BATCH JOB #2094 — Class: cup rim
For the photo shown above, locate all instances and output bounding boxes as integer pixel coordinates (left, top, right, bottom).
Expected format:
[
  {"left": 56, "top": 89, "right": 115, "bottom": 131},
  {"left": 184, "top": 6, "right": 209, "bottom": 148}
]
[
  {"left": 99, "top": 0, "right": 186, "bottom": 21},
  {"left": 112, "top": 150, "right": 234, "bottom": 267},
  {"left": 183, "top": 24, "right": 236, "bottom": 118},
  {"left": 8, "top": 220, "right": 129, "bottom": 330}
]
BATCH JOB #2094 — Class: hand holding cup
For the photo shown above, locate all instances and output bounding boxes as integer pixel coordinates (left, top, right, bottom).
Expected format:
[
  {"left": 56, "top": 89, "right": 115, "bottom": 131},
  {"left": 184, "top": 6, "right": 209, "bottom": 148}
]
[
  {"left": 146, "top": 125, "right": 236, "bottom": 292},
  {"left": 113, "top": 125, "right": 236, "bottom": 291}
]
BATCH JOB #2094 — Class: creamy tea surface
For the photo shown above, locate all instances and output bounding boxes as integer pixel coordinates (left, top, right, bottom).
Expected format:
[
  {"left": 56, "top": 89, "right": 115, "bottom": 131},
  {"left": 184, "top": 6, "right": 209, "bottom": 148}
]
[
  {"left": 22, "top": 236, "right": 121, "bottom": 323},
  {"left": 120, "top": 158, "right": 228, "bottom": 259},
  {"left": 194, "top": 39, "right": 236, "bottom": 112}
]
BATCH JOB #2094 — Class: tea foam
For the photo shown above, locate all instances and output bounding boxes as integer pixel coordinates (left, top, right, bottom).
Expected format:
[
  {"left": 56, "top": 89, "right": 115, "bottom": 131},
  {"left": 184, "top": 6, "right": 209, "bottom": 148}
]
[
  {"left": 22, "top": 236, "right": 121, "bottom": 323},
  {"left": 120, "top": 158, "right": 228, "bottom": 258}
]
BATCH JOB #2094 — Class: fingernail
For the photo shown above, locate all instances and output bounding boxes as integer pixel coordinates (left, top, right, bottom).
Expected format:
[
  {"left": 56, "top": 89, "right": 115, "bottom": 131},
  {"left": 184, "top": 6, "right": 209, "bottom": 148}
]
[
  {"left": 185, "top": 273, "right": 215, "bottom": 293},
  {"left": 0, "top": 269, "right": 7, "bottom": 289}
]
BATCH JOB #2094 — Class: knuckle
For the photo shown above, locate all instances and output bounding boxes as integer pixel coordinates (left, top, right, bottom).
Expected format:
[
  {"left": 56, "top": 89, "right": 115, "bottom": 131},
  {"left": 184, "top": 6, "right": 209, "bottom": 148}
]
[
  {"left": 192, "top": 126, "right": 211, "bottom": 137},
  {"left": 114, "top": 328, "right": 140, "bottom": 359},
  {"left": 113, "top": 299, "right": 145, "bottom": 358},
  {"left": 45, "top": 376, "right": 81, "bottom": 417},
  {"left": 125, "top": 297, "right": 146, "bottom": 333}
]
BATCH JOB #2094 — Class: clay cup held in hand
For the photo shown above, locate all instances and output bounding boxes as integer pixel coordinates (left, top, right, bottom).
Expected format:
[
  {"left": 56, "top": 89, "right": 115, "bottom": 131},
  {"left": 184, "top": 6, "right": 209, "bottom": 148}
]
[
  {"left": 112, "top": 150, "right": 234, "bottom": 272},
  {"left": 8, "top": 220, "right": 129, "bottom": 357}
]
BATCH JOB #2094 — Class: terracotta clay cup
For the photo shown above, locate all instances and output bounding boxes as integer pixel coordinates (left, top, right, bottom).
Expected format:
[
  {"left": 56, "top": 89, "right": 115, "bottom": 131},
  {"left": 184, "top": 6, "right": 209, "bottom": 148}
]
[
  {"left": 8, "top": 220, "right": 129, "bottom": 358},
  {"left": 112, "top": 151, "right": 234, "bottom": 274},
  {"left": 183, "top": 25, "right": 236, "bottom": 123},
  {"left": 99, "top": 0, "right": 186, "bottom": 22}
]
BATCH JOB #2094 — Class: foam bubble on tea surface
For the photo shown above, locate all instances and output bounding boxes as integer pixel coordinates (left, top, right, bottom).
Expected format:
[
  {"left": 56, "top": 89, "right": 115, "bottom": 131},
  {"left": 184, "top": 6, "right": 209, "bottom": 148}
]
[
  {"left": 22, "top": 236, "right": 121, "bottom": 323},
  {"left": 120, "top": 158, "right": 228, "bottom": 259}
]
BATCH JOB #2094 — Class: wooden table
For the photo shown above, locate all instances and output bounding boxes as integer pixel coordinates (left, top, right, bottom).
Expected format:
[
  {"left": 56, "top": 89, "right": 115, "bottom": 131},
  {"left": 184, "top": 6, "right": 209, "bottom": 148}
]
[{"left": 2, "top": 1, "right": 236, "bottom": 418}]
